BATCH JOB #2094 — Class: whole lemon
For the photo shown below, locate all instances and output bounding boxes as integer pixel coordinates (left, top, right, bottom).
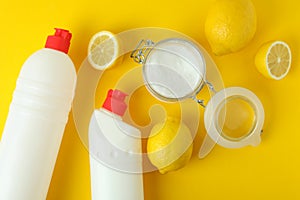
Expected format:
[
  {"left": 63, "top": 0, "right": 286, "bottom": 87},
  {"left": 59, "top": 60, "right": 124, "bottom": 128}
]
[
  {"left": 205, "top": 0, "right": 257, "bottom": 56},
  {"left": 147, "top": 117, "right": 193, "bottom": 174}
]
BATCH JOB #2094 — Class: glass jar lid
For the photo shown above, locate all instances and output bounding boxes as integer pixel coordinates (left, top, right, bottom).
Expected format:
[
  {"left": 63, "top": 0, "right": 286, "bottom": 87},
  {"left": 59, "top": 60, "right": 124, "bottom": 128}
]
[{"left": 204, "top": 87, "right": 264, "bottom": 148}]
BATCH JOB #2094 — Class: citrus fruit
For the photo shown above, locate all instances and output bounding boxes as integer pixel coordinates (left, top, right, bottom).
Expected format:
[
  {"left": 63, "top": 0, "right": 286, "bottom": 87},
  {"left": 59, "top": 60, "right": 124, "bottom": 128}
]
[
  {"left": 88, "top": 31, "right": 119, "bottom": 70},
  {"left": 255, "top": 41, "right": 292, "bottom": 80},
  {"left": 147, "top": 117, "right": 193, "bottom": 174},
  {"left": 205, "top": 0, "right": 257, "bottom": 56}
]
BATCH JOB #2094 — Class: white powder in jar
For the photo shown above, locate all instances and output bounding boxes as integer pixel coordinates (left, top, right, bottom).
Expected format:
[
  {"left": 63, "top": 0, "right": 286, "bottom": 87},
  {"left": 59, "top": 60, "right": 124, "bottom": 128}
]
[{"left": 143, "top": 39, "right": 206, "bottom": 100}]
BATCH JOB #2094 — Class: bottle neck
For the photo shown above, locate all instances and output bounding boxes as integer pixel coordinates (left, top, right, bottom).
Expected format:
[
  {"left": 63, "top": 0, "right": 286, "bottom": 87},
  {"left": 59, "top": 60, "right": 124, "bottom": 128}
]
[{"left": 99, "top": 108, "right": 123, "bottom": 121}]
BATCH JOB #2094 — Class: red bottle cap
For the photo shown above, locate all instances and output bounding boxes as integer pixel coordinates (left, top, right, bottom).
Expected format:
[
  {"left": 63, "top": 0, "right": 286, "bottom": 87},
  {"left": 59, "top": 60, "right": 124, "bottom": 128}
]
[
  {"left": 102, "top": 89, "right": 128, "bottom": 116},
  {"left": 45, "top": 28, "right": 72, "bottom": 54}
]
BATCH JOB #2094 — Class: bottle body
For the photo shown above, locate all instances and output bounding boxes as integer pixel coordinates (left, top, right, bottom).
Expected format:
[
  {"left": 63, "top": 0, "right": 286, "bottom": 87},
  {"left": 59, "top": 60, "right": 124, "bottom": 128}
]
[
  {"left": 0, "top": 48, "right": 76, "bottom": 200},
  {"left": 89, "top": 108, "right": 144, "bottom": 200}
]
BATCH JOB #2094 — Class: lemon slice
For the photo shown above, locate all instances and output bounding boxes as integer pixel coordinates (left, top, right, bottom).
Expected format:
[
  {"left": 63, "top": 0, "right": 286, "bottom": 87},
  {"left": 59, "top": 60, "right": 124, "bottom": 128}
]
[
  {"left": 255, "top": 41, "right": 292, "bottom": 80},
  {"left": 88, "top": 31, "right": 119, "bottom": 70}
]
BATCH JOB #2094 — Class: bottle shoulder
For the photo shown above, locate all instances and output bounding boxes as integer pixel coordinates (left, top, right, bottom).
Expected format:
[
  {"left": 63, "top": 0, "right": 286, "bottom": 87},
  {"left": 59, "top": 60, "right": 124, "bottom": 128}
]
[
  {"left": 27, "top": 48, "right": 74, "bottom": 65},
  {"left": 93, "top": 109, "right": 141, "bottom": 135},
  {"left": 19, "top": 48, "right": 76, "bottom": 89}
]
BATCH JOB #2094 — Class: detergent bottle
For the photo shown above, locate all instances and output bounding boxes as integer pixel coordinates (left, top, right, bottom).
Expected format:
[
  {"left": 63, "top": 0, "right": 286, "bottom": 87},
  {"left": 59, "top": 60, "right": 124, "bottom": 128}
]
[{"left": 0, "top": 28, "right": 77, "bottom": 200}]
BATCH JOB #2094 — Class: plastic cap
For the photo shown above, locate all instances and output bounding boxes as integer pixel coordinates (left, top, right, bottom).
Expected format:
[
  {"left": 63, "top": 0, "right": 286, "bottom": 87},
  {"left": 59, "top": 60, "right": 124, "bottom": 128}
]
[
  {"left": 45, "top": 28, "right": 72, "bottom": 54},
  {"left": 102, "top": 89, "right": 128, "bottom": 116}
]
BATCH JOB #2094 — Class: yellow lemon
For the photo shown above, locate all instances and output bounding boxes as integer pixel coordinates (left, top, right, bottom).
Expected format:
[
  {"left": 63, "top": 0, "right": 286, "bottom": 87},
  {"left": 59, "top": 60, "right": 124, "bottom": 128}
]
[
  {"left": 255, "top": 41, "right": 292, "bottom": 80},
  {"left": 88, "top": 31, "right": 119, "bottom": 70},
  {"left": 205, "top": 0, "right": 257, "bottom": 56},
  {"left": 147, "top": 117, "right": 193, "bottom": 174}
]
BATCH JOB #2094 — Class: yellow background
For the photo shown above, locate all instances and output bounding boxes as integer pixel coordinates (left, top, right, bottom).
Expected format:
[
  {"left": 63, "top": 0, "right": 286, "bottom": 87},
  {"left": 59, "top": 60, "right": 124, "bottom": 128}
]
[{"left": 0, "top": 0, "right": 300, "bottom": 199}]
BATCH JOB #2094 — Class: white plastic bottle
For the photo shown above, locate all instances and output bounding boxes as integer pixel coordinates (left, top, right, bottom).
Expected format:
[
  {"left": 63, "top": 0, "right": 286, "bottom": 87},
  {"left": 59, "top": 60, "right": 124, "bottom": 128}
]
[
  {"left": 89, "top": 89, "right": 144, "bottom": 200},
  {"left": 0, "top": 28, "right": 76, "bottom": 200}
]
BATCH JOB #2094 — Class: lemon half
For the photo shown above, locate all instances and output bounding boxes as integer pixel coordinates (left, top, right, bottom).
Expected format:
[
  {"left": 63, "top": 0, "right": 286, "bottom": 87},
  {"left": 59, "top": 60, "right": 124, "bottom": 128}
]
[
  {"left": 88, "top": 31, "right": 119, "bottom": 70},
  {"left": 255, "top": 41, "right": 292, "bottom": 80}
]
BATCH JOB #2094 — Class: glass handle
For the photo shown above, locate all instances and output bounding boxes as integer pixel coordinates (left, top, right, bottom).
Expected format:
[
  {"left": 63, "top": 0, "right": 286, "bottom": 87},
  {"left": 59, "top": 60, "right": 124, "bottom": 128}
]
[
  {"left": 130, "top": 39, "right": 155, "bottom": 64},
  {"left": 192, "top": 81, "right": 217, "bottom": 108},
  {"left": 205, "top": 81, "right": 217, "bottom": 94},
  {"left": 192, "top": 96, "right": 206, "bottom": 108}
]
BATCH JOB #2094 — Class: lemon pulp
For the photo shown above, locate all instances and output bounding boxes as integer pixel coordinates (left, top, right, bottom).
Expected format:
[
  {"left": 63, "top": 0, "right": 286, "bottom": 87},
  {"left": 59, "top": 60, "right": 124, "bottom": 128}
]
[
  {"left": 255, "top": 41, "right": 292, "bottom": 80},
  {"left": 88, "top": 31, "right": 119, "bottom": 70}
]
